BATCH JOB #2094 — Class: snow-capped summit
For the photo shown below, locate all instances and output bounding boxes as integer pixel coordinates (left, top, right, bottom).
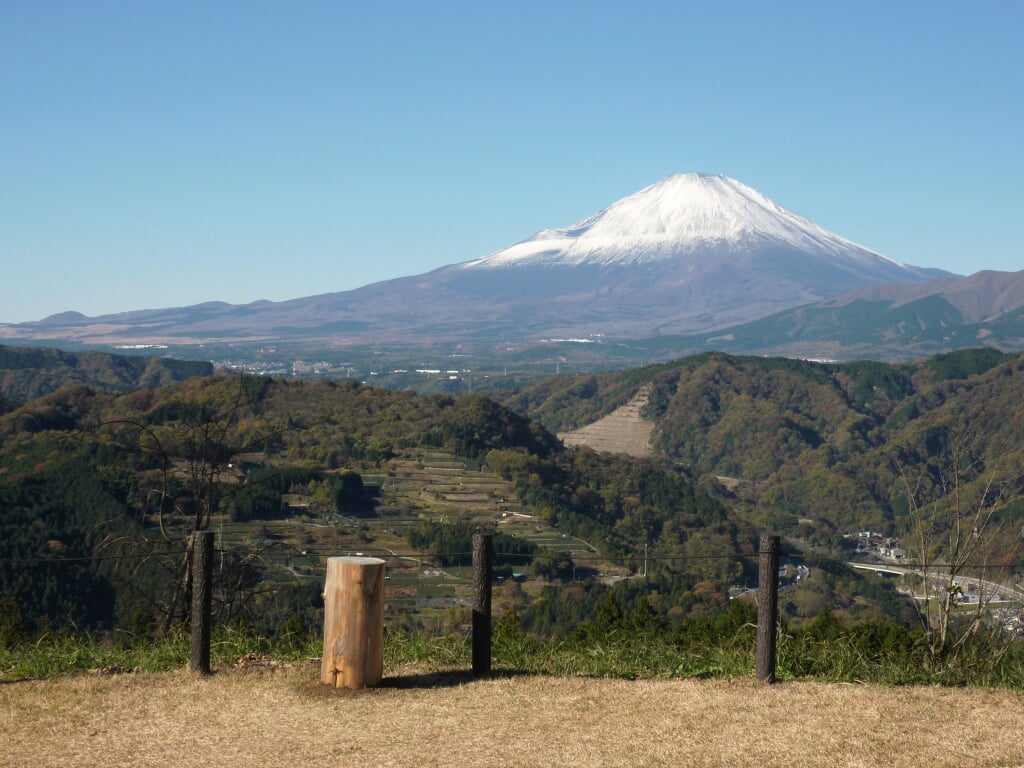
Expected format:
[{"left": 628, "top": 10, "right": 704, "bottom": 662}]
[{"left": 465, "top": 172, "right": 900, "bottom": 269}]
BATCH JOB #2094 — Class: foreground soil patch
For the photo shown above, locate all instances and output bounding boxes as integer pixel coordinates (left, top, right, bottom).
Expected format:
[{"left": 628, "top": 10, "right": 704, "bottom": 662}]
[{"left": 3, "top": 666, "right": 1024, "bottom": 768}]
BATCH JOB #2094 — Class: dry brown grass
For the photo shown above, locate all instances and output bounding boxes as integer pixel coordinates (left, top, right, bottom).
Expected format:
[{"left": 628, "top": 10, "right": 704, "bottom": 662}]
[
  {"left": 558, "top": 385, "right": 655, "bottom": 458},
  {"left": 3, "top": 664, "right": 1024, "bottom": 768}
]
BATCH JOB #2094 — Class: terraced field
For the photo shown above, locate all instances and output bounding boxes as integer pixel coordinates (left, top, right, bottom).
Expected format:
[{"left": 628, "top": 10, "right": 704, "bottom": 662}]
[
  {"left": 368, "top": 453, "right": 597, "bottom": 554},
  {"left": 212, "top": 450, "right": 604, "bottom": 631}
]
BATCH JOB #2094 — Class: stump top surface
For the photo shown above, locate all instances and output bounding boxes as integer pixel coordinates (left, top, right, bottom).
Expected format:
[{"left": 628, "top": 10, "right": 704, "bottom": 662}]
[{"left": 325, "top": 556, "right": 386, "bottom": 565}]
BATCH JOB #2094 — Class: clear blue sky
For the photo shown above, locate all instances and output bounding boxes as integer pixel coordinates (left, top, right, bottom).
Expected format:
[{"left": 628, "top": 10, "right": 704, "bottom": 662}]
[{"left": 2, "top": 1, "right": 1021, "bottom": 323}]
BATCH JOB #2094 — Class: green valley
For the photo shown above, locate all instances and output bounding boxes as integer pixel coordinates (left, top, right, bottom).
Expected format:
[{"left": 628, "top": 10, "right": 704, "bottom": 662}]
[{"left": 2, "top": 347, "right": 1023, "bottom": 685}]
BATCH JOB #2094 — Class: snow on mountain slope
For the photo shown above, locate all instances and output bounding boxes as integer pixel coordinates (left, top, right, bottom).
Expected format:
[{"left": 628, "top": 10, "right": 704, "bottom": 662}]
[{"left": 463, "top": 172, "right": 901, "bottom": 269}]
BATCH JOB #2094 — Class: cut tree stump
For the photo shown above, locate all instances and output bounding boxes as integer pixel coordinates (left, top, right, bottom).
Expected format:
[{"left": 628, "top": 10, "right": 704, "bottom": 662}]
[{"left": 320, "top": 556, "right": 386, "bottom": 689}]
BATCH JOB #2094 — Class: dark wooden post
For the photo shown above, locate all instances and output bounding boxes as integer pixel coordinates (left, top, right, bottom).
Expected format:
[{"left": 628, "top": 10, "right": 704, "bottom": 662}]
[
  {"left": 756, "top": 534, "right": 780, "bottom": 683},
  {"left": 190, "top": 530, "right": 214, "bottom": 674},
  {"left": 321, "top": 556, "right": 386, "bottom": 689},
  {"left": 472, "top": 533, "right": 493, "bottom": 676}
]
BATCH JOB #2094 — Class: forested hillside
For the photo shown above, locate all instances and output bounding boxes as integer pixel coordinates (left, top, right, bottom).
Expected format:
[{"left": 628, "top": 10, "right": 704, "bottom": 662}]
[
  {"left": 498, "top": 348, "right": 1024, "bottom": 541},
  {"left": 0, "top": 375, "right": 746, "bottom": 641},
  {"left": 3, "top": 349, "right": 1023, "bottom": 652},
  {"left": 0, "top": 344, "right": 213, "bottom": 405}
]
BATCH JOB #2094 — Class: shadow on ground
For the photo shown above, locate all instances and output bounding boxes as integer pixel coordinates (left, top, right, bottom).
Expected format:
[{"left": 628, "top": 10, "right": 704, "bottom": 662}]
[{"left": 304, "top": 668, "right": 537, "bottom": 697}]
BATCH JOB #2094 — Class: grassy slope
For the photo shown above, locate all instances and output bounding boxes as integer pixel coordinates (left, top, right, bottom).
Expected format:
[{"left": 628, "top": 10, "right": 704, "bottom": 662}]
[{"left": 3, "top": 666, "right": 1023, "bottom": 768}]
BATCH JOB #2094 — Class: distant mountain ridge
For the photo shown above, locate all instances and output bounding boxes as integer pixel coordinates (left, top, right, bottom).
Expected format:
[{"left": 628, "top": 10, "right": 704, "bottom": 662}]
[
  {"left": 646, "top": 268, "right": 1024, "bottom": 361},
  {"left": 820, "top": 269, "right": 1024, "bottom": 322},
  {"left": 0, "top": 173, "right": 952, "bottom": 351}
]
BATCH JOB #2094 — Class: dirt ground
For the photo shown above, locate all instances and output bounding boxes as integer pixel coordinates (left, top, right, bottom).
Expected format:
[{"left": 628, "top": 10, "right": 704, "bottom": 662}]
[{"left": 4, "top": 663, "right": 1024, "bottom": 768}]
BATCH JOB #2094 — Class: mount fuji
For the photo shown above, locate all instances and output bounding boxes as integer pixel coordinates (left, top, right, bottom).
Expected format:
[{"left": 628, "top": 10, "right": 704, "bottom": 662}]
[
  {"left": 466, "top": 173, "right": 905, "bottom": 270},
  {"left": 1, "top": 173, "right": 951, "bottom": 348}
]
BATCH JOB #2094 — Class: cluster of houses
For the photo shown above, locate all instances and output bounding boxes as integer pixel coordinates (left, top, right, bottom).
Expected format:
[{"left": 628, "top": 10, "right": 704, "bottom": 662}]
[{"left": 848, "top": 531, "right": 906, "bottom": 562}]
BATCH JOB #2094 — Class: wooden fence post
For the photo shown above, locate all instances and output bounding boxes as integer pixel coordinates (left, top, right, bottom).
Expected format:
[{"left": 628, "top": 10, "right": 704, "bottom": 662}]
[
  {"left": 472, "top": 533, "right": 494, "bottom": 676},
  {"left": 321, "top": 556, "right": 386, "bottom": 689},
  {"left": 190, "top": 530, "right": 214, "bottom": 674},
  {"left": 756, "top": 534, "right": 780, "bottom": 683}
]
